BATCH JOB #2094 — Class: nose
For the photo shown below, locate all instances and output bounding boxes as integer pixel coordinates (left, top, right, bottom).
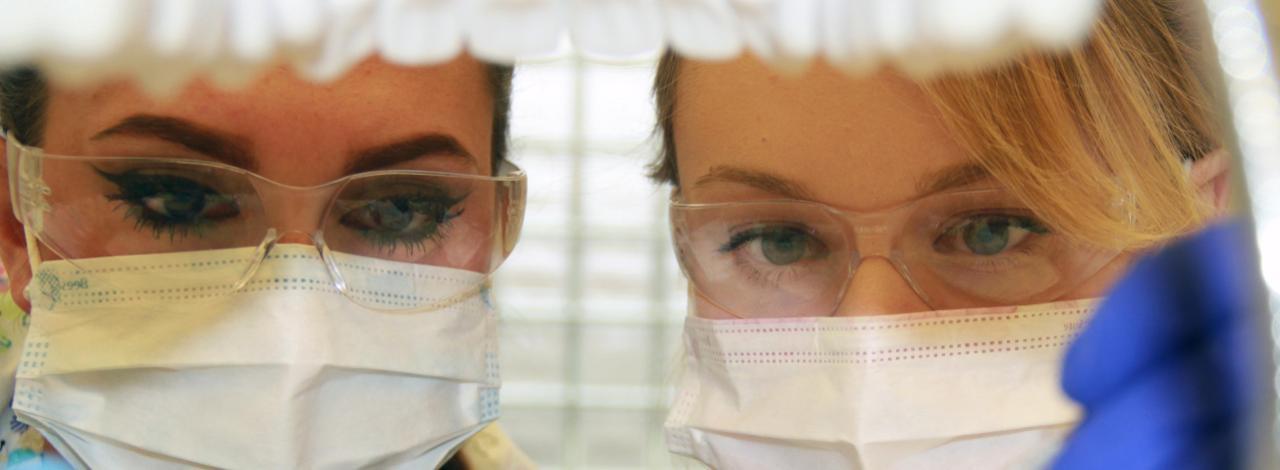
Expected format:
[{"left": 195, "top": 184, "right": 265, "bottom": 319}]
[
  {"left": 832, "top": 257, "right": 930, "bottom": 316},
  {"left": 275, "top": 230, "right": 316, "bottom": 245}
]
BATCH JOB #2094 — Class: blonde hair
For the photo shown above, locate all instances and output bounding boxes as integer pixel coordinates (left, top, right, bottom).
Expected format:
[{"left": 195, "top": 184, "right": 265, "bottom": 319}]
[{"left": 650, "top": 0, "right": 1219, "bottom": 250}]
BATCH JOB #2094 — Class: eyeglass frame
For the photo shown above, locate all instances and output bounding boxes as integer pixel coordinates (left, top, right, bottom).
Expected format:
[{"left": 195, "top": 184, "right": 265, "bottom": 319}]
[
  {"left": 3, "top": 130, "right": 527, "bottom": 312},
  {"left": 668, "top": 188, "right": 1124, "bottom": 318}
]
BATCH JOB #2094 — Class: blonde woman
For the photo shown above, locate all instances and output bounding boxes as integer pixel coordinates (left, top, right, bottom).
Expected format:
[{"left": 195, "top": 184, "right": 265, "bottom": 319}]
[{"left": 651, "top": 0, "right": 1248, "bottom": 468}]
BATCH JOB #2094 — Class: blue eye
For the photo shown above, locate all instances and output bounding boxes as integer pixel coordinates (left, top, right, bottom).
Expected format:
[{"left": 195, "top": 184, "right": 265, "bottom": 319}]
[
  {"left": 938, "top": 214, "right": 1048, "bottom": 256},
  {"left": 96, "top": 167, "right": 241, "bottom": 239},
  {"left": 720, "top": 225, "right": 827, "bottom": 266}
]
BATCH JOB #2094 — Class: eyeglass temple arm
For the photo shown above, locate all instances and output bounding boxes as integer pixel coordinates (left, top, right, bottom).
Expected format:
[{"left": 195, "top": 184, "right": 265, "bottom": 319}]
[
  {"left": 3, "top": 130, "right": 20, "bottom": 222},
  {"left": 3, "top": 130, "right": 43, "bottom": 278}
]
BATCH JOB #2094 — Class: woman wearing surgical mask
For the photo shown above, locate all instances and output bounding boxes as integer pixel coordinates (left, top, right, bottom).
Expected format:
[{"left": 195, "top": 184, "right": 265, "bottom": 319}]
[
  {"left": 652, "top": 1, "right": 1231, "bottom": 468},
  {"left": 0, "top": 57, "right": 532, "bottom": 469}
]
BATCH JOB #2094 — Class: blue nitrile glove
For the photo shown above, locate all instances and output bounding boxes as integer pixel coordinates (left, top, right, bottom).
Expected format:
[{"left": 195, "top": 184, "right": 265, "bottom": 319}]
[{"left": 1052, "top": 222, "right": 1266, "bottom": 470}]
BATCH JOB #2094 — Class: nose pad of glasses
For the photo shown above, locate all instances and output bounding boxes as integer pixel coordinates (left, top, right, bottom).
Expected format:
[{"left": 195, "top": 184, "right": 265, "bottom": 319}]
[
  {"left": 233, "top": 229, "right": 279, "bottom": 291},
  {"left": 837, "top": 255, "right": 933, "bottom": 316},
  {"left": 232, "top": 230, "right": 342, "bottom": 292},
  {"left": 313, "top": 231, "right": 349, "bottom": 293},
  {"left": 888, "top": 253, "right": 936, "bottom": 308}
]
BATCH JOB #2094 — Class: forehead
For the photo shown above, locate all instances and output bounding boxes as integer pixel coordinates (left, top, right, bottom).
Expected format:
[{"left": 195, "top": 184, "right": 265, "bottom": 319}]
[
  {"left": 41, "top": 56, "right": 493, "bottom": 166},
  {"left": 673, "top": 57, "right": 973, "bottom": 210}
]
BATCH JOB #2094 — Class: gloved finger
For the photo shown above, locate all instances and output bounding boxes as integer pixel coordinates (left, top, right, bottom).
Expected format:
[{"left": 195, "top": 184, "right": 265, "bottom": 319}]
[
  {"left": 1062, "top": 223, "right": 1255, "bottom": 406},
  {"left": 1052, "top": 343, "right": 1240, "bottom": 470}
]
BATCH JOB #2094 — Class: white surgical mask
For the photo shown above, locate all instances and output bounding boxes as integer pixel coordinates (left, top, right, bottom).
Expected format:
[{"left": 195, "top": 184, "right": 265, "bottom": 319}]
[
  {"left": 12, "top": 244, "right": 501, "bottom": 469},
  {"left": 665, "top": 299, "right": 1095, "bottom": 470}
]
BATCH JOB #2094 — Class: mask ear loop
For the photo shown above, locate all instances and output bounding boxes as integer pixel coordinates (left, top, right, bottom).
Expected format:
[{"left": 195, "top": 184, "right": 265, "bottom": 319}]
[
  {"left": 11, "top": 133, "right": 49, "bottom": 301},
  {"left": 24, "top": 229, "right": 41, "bottom": 270},
  {"left": 20, "top": 229, "right": 41, "bottom": 303}
]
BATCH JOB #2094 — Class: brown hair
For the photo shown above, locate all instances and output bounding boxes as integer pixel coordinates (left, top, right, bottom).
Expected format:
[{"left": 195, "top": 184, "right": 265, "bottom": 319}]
[
  {"left": 650, "top": 0, "right": 1219, "bottom": 250},
  {"left": 2, "top": 64, "right": 515, "bottom": 171}
]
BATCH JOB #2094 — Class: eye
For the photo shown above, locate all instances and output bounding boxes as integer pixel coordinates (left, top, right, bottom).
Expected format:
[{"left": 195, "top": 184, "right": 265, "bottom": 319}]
[
  {"left": 935, "top": 214, "right": 1048, "bottom": 256},
  {"left": 720, "top": 225, "right": 828, "bottom": 266},
  {"left": 136, "top": 187, "right": 237, "bottom": 223},
  {"left": 337, "top": 192, "right": 465, "bottom": 253},
  {"left": 95, "top": 167, "right": 241, "bottom": 238}
]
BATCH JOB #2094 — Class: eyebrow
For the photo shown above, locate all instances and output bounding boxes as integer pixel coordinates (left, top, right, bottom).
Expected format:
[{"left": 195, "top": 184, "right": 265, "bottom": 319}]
[
  {"left": 916, "top": 163, "right": 993, "bottom": 195},
  {"left": 345, "top": 134, "right": 475, "bottom": 174},
  {"left": 93, "top": 115, "right": 476, "bottom": 175},
  {"left": 693, "top": 165, "right": 815, "bottom": 199},
  {"left": 692, "top": 162, "right": 994, "bottom": 200},
  {"left": 93, "top": 114, "right": 255, "bottom": 170}
]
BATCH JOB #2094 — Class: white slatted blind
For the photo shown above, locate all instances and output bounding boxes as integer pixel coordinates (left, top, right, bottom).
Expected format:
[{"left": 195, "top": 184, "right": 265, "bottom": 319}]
[{"left": 494, "top": 54, "right": 690, "bottom": 469}]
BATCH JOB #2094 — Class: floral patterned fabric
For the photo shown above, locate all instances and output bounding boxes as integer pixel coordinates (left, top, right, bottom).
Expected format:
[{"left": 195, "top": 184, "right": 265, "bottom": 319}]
[{"left": 0, "top": 293, "right": 69, "bottom": 469}]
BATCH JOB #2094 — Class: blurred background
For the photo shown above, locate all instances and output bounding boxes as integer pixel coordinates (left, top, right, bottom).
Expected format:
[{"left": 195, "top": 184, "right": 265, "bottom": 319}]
[
  {"left": 479, "top": 3, "right": 1280, "bottom": 465},
  {"left": 490, "top": 52, "right": 687, "bottom": 469},
  {"left": 0, "top": 1, "right": 1273, "bottom": 468},
  {"left": 481, "top": 4, "right": 1280, "bottom": 462}
]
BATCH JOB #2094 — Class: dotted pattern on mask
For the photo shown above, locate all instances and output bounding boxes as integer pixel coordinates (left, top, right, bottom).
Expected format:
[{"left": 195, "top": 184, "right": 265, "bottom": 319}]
[
  {"left": 334, "top": 260, "right": 476, "bottom": 285},
  {"left": 263, "top": 252, "right": 480, "bottom": 290},
  {"left": 663, "top": 382, "right": 698, "bottom": 454},
  {"left": 52, "top": 277, "right": 329, "bottom": 307},
  {"left": 484, "top": 350, "right": 500, "bottom": 384},
  {"left": 11, "top": 382, "right": 45, "bottom": 415},
  {"left": 46, "top": 270, "right": 485, "bottom": 311},
  {"left": 12, "top": 340, "right": 50, "bottom": 415},
  {"left": 60, "top": 284, "right": 238, "bottom": 307},
  {"left": 690, "top": 307, "right": 1092, "bottom": 335},
  {"left": 345, "top": 286, "right": 486, "bottom": 310},
  {"left": 687, "top": 308, "right": 1090, "bottom": 365},
  {"left": 698, "top": 334, "right": 1074, "bottom": 365},
  {"left": 34, "top": 253, "right": 496, "bottom": 333},
  {"left": 49, "top": 257, "right": 256, "bottom": 276},
  {"left": 479, "top": 387, "right": 500, "bottom": 422},
  {"left": 479, "top": 350, "right": 501, "bottom": 421}
]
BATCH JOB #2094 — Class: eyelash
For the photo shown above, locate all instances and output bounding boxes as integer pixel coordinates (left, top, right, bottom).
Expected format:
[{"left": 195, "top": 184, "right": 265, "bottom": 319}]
[
  {"left": 933, "top": 211, "right": 1046, "bottom": 242},
  {"left": 95, "top": 167, "right": 240, "bottom": 240},
  {"left": 717, "top": 223, "right": 824, "bottom": 287},
  {"left": 716, "top": 223, "right": 815, "bottom": 253},
  {"left": 930, "top": 211, "right": 1051, "bottom": 273},
  {"left": 729, "top": 253, "right": 809, "bottom": 287},
  {"left": 337, "top": 190, "right": 468, "bottom": 255}
]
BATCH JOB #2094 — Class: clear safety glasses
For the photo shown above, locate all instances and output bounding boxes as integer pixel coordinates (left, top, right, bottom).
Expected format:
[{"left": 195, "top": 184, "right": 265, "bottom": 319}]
[
  {"left": 6, "top": 133, "right": 526, "bottom": 311},
  {"left": 670, "top": 188, "right": 1120, "bottom": 318}
]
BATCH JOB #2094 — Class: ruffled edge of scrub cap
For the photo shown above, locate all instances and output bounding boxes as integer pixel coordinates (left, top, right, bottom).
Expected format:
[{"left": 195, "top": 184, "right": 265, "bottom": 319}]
[{"left": 0, "top": 0, "right": 1102, "bottom": 94}]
